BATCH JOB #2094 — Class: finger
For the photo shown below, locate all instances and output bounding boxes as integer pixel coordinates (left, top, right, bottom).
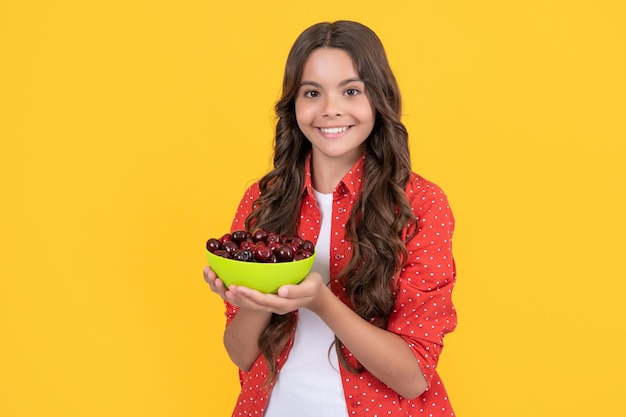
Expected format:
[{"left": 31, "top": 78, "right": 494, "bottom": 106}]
[
  {"left": 203, "top": 266, "right": 229, "bottom": 298},
  {"left": 223, "top": 286, "right": 260, "bottom": 310},
  {"left": 212, "top": 277, "right": 228, "bottom": 298},
  {"left": 205, "top": 273, "right": 218, "bottom": 292},
  {"left": 203, "top": 266, "right": 216, "bottom": 284},
  {"left": 277, "top": 286, "right": 289, "bottom": 297},
  {"left": 277, "top": 272, "right": 322, "bottom": 299},
  {"left": 276, "top": 284, "right": 316, "bottom": 307},
  {"left": 233, "top": 286, "right": 298, "bottom": 314}
]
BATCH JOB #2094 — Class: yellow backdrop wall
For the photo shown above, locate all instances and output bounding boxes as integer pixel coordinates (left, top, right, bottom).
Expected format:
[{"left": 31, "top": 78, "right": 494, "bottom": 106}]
[{"left": 1, "top": 1, "right": 625, "bottom": 416}]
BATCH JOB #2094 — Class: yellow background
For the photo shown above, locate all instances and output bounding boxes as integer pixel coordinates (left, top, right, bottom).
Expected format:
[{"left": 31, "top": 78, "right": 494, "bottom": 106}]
[{"left": 1, "top": 0, "right": 624, "bottom": 416}]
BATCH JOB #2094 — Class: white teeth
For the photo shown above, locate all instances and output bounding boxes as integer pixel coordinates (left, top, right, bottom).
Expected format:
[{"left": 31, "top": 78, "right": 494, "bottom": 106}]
[{"left": 320, "top": 126, "right": 348, "bottom": 134}]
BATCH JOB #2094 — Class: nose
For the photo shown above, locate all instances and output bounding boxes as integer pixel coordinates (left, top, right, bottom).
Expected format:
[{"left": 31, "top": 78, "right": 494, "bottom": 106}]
[{"left": 322, "top": 94, "right": 343, "bottom": 118}]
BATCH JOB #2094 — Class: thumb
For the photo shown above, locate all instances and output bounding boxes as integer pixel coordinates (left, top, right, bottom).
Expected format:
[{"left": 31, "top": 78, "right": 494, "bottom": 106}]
[
  {"left": 277, "top": 272, "right": 321, "bottom": 298},
  {"left": 277, "top": 285, "right": 291, "bottom": 298}
]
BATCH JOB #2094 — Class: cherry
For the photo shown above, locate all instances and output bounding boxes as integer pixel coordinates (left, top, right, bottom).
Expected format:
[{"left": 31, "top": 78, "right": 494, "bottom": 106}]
[
  {"left": 252, "top": 229, "right": 268, "bottom": 242},
  {"left": 275, "top": 245, "right": 294, "bottom": 262},
  {"left": 289, "top": 236, "right": 304, "bottom": 249},
  {"left": 286, "top": 242, "right": 300, "bottom": 253},
  {"left": 219, "top": 233, "right": 232, "bottom": 245},
  {"left": 233, "top": 249, "right": 254, "bottom": 262},
  {"left": 266, "top": 232, "right": 282, "bottom": 244},
  {"left": 239, "top": 240, "right": 253, "bottom": 250},
  {"left": 268, "top": 241, "right": 281, "bottom": 253},
  {"left": 254, "top": 245, "right": 274, "bottom": 263},
  {"left": 231, "top": 230, "right": 248, "bottom": 244},
  {"left": 214, "top": 249, "right": 232, "bottom": 259},
  {"left": 222, "top": 241, "right": 239, "bottom": 254},
  {"left": 302, "top": 240, "right": 315, "bottom": 252},
  {"left": 206, "top": 238, "right": 221, "bottom": 253}
]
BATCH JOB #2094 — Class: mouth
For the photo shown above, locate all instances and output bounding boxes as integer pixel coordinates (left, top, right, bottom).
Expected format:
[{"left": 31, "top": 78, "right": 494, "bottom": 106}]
[{"left": 318, "top": 126, "right": 350, "bottom": 135}]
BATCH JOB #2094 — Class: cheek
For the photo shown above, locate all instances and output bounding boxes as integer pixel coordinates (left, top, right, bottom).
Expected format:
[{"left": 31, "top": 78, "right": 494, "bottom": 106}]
[
  {"left": 352, "top": 96, "right": 375, "bottom": 124},
  {"left": 357, "top": 105, "right": 376, "bottom": 127},
  {"left": 294, "top": 105, "right": 308, "bottom": 134},
  {"left": 295, "top": 101, "right": 316, "bottom": 125}
]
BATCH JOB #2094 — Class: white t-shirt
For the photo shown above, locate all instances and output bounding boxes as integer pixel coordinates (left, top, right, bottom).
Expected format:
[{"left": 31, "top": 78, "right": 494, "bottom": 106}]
[{"left": 264, "top": 190, "right": 349, "bottom": 417}]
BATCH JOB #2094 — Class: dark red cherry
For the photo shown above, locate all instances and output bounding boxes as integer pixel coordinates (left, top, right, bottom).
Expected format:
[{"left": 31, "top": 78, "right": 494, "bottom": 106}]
[
  {"left": 254, "top": 245, "right": 274, "bottom": 262},
  {"left": 213, "top": 249, "right": 232, "bottom": 259},
  {"left": 206, "top": 238, "right": 221, "bottom": 253},
  {"left": 266, "top": 232, "right": 282, "bottom": 244},
  {"left": 231, "top": 230, "right": 248, "bottom": 244},
  {"left": 233, "top": 249, "right": 254, "bottom": 262},
  {"left": 289, "top": 236, "right": 303, "bottom": 249},
  {"left": 286, "top": 242, "right": 300, "bottom": 253},
  {"left": 222, "top": 241, "right": 239, "bottom": 254},
  {"left": 239, "top": 240, "right": 253, "bottom": 250},
  {"left": 301, "top": 240, "right": 315, "bottom": 252},
  {"left": 252, "top": 229, "right": 268, "bottom": 243},
  {"left": 275, "top": 245, "right": 294, "bottom": 262},
  {"left": 219, "top": 233, "right": 232, "bottom": 245},
  {"left": 268, "top": 241, "right": 281, "bottom": 253}
]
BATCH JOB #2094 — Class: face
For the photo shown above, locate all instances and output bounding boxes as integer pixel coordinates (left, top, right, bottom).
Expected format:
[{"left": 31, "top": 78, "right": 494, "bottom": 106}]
[{"left": 295, "top": 47, "right": 375, "bottom": 168}]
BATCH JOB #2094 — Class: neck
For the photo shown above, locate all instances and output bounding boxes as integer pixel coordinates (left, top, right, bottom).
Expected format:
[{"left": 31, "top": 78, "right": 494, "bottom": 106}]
[{"left": 310, "top": 151, "right": 363, "bottom": 193}]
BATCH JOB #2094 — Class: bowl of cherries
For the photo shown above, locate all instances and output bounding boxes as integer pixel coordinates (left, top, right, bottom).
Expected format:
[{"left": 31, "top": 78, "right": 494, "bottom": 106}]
[{"left": 205, "top": 229, "right": 316, "bottom": 294}]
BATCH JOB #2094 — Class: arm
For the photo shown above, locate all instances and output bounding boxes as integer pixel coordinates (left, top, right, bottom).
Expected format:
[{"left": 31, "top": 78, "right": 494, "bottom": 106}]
[
  {"left": 229, "top": 275, "right": 426, "bottom": 399},
  {"left": 223, "top": 305, "right": 272, "bottom": 372},
  {"left": 203, "top": 266, "right": 272, "bottom": 372},
  {"left": 311, "top": 286, "right": 428, "bottom": 399}
]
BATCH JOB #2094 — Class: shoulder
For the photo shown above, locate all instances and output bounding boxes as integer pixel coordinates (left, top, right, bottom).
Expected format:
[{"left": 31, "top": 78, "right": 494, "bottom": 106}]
[
  {"left": 405, "top": 172, "right": 452, "bottom": 212},
  {"left": 241, "top": 181, "right": 261, "bottom": 199},
  {"left": 237, "top": 181, "right": 262, "bottom": 209},
  {"left": 230, "top": 181, "right": 261, "bottom": 230}
]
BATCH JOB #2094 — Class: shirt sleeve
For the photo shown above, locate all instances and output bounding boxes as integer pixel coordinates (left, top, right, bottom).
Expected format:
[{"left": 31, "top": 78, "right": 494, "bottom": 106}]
[
  {"left": 388, "top": 177, "right": 457, "bottom": 387},
  {"left": 223, "top": 182, "right": 261, "bottom": 324}
]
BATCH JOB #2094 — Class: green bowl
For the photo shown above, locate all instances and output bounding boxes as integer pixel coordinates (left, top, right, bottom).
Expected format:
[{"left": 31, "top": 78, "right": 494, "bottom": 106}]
[{"left": 206, "top": 249, "right": 316, "bottom": 294}]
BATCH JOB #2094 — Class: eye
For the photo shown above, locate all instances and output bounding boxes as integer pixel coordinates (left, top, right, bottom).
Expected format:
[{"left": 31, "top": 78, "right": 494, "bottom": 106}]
[
  {"left": 344, "top": 88, "right": 361, "bottom": 96},
  {"left": 303, "top": 90, "right": 319, "bottom": 98}
]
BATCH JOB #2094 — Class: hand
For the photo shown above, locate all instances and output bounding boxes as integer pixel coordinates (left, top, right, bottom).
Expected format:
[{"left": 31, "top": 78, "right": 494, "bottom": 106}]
[
  {"left": 224, "top": 271, "right": 329, "bottom": 314},
  {"left": 202, "top": 265, "right": 230, "bottom": 300},
  {"left": 202, "top": 265, "right": 275, "bottom": 308}
]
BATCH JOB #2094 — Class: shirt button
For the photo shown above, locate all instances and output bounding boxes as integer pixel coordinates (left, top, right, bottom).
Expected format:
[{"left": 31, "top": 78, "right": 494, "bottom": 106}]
[
  {"left": 337, "top": 207, "right": 346, "bottom": 213},
  {"left": 351, "top": 401, "right": 360, "bottom": 408},
  {"left": 335, "top": 254, "right": 342, "bottom": 260}
]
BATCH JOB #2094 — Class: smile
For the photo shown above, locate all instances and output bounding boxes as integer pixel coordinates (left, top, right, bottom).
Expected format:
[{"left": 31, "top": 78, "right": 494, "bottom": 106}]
[{"left": 319, "top": 126, "right": 349, "bottom": 134}]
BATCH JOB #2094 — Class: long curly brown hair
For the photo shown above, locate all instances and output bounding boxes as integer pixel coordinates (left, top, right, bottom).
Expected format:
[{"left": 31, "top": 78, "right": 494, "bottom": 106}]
[{"left": 244, "top": 21, "right": 417, "bottom": 383}]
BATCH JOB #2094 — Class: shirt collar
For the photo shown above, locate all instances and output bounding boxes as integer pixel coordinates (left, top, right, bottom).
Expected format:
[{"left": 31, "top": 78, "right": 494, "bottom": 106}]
[{"left": 303, "top": 153, "right": 365, "bottom": 200}]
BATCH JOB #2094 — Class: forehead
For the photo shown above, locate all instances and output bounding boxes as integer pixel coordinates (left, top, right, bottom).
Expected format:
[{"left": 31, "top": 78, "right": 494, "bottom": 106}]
[{"left": 301, "top": 47, "right": 359, "bottom": 82}]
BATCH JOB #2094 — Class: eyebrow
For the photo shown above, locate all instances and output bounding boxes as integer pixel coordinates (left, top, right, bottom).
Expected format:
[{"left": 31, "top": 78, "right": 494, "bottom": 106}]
[{"left": 299, "top": 78, "right": 364, "bottom": 88}]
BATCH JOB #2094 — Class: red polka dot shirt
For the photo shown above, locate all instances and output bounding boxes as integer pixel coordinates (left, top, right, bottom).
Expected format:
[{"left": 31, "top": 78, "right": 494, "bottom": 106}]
[{"left": 225, "top": 155, "right": 457, "bottom": 416}]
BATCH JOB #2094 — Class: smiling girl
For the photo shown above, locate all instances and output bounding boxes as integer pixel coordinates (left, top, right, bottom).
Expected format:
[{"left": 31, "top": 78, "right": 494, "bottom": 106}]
[{"left": 204, "top": 21, "right": 457, "bottom": 417}]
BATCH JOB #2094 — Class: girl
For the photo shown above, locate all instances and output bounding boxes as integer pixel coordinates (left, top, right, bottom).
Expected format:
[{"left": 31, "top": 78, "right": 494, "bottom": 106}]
[{"left": 203, "top": 20, "right": 457, "bottom": 417}]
